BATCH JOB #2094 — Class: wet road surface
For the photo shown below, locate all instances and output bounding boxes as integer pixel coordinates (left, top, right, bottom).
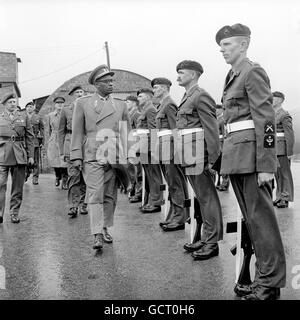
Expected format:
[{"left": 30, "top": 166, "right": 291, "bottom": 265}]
[{"left": 0, "top": 163, "right": 300, "bottom": 300}]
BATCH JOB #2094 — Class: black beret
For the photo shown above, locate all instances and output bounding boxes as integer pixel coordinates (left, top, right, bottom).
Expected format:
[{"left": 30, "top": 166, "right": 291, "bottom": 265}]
[
  {"left": 68, "top": 85, "right": 84, "bottom": 96},
  {"left": 137, "top": 88, "right": 154, "bottom": 96},
  {"left": 88, "top": 64, "right": 114, "bottom": 84},
  {"left": 53, "top": 96, "right": 65, "bottom": 103},
  {"left": 25, "top": 101, "right": 34, "bottom": 108},
  {"left": 151, "top": 77, "right": 172, "bottom": 88},
  {"left": 126, "top": 95, "right": 138, "bottom": 102},
  {"left": 215, "top": 23, "right": 251, "bottom": 45},
  {"left": 1, "top": 93, "right": 17, "bottom": 105},
  {"left": 176, "top": 60, "right": 204, "bottom": 74},
  {"left": 272, "top": 91, "right": 285, "bottom": 100}
]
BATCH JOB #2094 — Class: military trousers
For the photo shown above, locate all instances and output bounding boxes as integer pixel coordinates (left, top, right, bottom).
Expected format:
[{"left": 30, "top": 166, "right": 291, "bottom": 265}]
[
  {"left": 142, "top": 163, "right": 163, "bottom": 207},
  {"left": 83, "top": 161, "right": 118, "bottom": 235},
  {"left": 160, "top": 162, "right": 188, "bottom": 225},
  {"left": 275, "top": 156, "right": 294, "bottom": 202},
  {"left": 66, "top": 159, "right": 87, "bottom": 209},
  {"left": 127, "top": 162, "right": 142, "bottom": 197},
  {"left": 0, "top": 165, "right": 26, "bottom": 217},
  {"left": 230, "top": 173, "right": 286, "bottom": 288},
  {"left": 186, "top": 168, "right": 223, "bottom": 244},
  {"left": 32, "top": 147, "right": 41, "bottom": 178}
]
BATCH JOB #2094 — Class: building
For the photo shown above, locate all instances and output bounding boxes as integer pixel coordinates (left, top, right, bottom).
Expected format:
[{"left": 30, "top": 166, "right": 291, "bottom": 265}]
[{"left": 0, "top": 51, "right": 21, "bottom": 108}]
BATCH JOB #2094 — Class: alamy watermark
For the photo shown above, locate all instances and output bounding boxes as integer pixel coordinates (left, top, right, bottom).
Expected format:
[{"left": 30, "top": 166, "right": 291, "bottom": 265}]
[{"left": 292, "top": 265, "right": 300, "bottom": 290}]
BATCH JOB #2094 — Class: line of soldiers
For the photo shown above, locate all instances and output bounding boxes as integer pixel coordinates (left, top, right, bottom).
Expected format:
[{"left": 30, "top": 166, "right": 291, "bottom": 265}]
[{"left": 0, "top": 22, "right": 294, "bottom": 300}]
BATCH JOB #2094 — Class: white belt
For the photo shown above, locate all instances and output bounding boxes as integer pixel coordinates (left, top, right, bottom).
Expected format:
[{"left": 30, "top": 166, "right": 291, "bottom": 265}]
[
  {"left": 133, "top": 129, "right": 150, "bottom": 136},
  {"left": 276, "top": 132, "right": 285, "bottom": 137},
  {"left": 219, "top": 134, "right": 223, "bottom": 139},
  {"left": 178, "top": 128, "right": 203, "bottom": 136},
  {"left": 157, "top": 129, "right": 173, "bottom": 137},
  {"left": 226, "top": 120, "right": 255, "bottom": 134}
]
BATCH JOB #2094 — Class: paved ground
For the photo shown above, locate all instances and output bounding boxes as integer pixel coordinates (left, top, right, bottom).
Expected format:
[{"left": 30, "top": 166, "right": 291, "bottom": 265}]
[{"left": 0, "top": 163, "right": 300, "bottom": 300}]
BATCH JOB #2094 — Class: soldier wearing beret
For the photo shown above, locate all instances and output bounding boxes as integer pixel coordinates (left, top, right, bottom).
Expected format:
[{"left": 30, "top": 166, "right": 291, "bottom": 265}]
[
  {"left": 136, "top": 88, "right": 163, "bottom": 213},
  {"left": 272, "top": 91, "right": 294, "bottom": 208},
  {"left": 70, "top": 65, "right": 131, "bottom": 250},
  {"left": 46, "top": 96, "right": 68, "bottom": 189},
  {"left": 175, "top": 60, "right": 223, "bottom": 259},
  {"left": 25, "top": 101, "right": 44, "bottom": 185},
  {"left": 0, "top": 93, "right": 34, "bottom": 224},
  {"left": 125, "top": 95, "right": 143, "bottom": 203},
  {"left": 216, "top": 23, "right": 286, "bottom": 299},
  {"left": 58, "top": 85, "right": 88, "bottom": 218},
  {"left": 151, "top": 77, "right": 188, "bottom": 231}
]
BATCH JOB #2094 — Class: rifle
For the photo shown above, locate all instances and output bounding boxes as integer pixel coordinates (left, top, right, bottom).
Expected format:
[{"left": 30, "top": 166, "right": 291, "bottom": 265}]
[{"left": 226, "top": 220, "right": 254, "bottom": 287}]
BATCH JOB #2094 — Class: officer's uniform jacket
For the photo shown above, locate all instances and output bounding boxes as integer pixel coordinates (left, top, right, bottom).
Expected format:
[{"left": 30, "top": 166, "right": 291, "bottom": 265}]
[
  {"left": 217, "top": 113, "right": 225, "bottom": 149},
  {"left": 70, "top": 93, "right": 131, "bottom": 165},
  {"left": 176, "top": 84, "right": 220, "bottom": 167},
  {"left": 221, "top": 58, "right": 277, "bottom": 174},
  {"left": 0, "top": 109, "right": 34, "bottom": 166},
  {"left": 275, "top": 108, "right": 294, "bottom": 157},
  {"left": 155, "top": 95, "right": 177, "bottom": 162},
  {"left": 58, "top": 102, "right": 75, "bottom": 158},
  {"left": 27, "top": 112, "right": 44, "bottom": 147}
]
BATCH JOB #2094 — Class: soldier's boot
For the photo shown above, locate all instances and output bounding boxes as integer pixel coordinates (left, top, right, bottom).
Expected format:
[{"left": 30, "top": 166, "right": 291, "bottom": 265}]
[
  {"left": 55, "top": 178, "right": 60, "bottom": 187},
  {"left": 32, "top": 177, "right": 39, "bottom": 185},
  {"left": 10, "top": 212, "right": 20, "bottom": 223},
  {"left": 93, "top": 233, "right": 103, "bottom": 250},
  {"left": 79, "top": 203, "right": 88, "bottom": 215},
  {"left": 68, "top": 207, "right": 78, "bottom": 218},
  {"left": 61, "top": 177, "right": 68, "bottom": 190}
]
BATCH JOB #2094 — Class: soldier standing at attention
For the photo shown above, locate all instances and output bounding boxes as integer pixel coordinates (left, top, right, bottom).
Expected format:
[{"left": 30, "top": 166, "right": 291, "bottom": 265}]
[
  {"left": 58, "top": 85, "right": 88, "bottom": 218},
  {"left": 151, "top": 77, "right": 188, "bottom": 231},
  {"left": 272, "top": 91, "right": 294, "bottom": 209},
  {"left": 70, "top": 65, "right": 131, "bottom": 250},
  {"left": 175, "top": 60, "right": 223, "bottom": 259},
  {"left": 25, "top": 101, "right": 44, "bottom": 185},
  {"left": 0, "top": 93, "right": 34, "bottom": 224},
  {"left": 216, "top": 23, "right": 286, "bottom": 299}
]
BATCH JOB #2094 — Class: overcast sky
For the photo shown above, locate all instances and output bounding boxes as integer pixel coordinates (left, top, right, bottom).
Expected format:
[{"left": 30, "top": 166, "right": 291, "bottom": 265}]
[{"left": 1, "top": 0, "right": 300, "bottom": 113}]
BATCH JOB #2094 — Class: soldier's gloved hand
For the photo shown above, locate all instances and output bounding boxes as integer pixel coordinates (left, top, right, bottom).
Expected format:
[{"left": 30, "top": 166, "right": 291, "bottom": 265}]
[
  {"left": 28, "top": 157, "right": 34, "bottom": 166},
  {"left": 73, "top": 159, "right": 83, "bottom": 171},
  {"left": 257, "top": 172, "right": 274, "bottom": 187}
]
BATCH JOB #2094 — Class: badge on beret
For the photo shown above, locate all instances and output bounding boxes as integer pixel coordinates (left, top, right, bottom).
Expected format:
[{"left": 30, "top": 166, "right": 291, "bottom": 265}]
[
  {"left": 264, "top": 121, "right": 274, "bottom": 134},
  {"left": 264, "top": 134, "right": 275, "bottom": 148}
]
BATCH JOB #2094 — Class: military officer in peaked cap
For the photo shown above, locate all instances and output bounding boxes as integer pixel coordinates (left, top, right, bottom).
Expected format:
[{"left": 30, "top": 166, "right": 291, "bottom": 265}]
[
  {"left": 272, "top": 91, "right": 294, "bottom": 209},
  {"left": 70, "top": 65, "right": 131, "bottom": 250},
  {"left": 216, "top": 23, "right": 286, "bottom": 299},
  {"left": 151, "top": 77, "right": 188, "bottom": 231},
  {"left": 175, "top": 60, "right": 223, "bottom": 259},
  {"left": 25, "top": 101, "right": 44, "bottom": 185},
  {"left": 135, "top": 88, "right": 163, "bottom": 213},
  {"left": 58, "top": 85, "right": 88, "bottom": 218},
  {"left": 0, "top": 93, "right": 34, "bottom": 223}
]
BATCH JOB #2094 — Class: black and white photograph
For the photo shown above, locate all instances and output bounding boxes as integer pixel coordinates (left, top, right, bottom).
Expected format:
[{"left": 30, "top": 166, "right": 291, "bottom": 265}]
[{"left": 0, "top": 0, "right": 300, "bottom": 305}]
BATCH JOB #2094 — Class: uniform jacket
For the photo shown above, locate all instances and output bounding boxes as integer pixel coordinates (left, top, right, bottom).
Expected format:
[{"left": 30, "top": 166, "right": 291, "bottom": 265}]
[
  {"left": 176, "top": 84, "right": 220, "bottom": 166},
  {"left": 217, "top": 113, "right": 225, "bottom": 149},
  {"left": 155, "top": 95, "right": 177, "bottom": 162},
  {"left": 46, "top": 110, "right": 67, "bottom": 168},
  {"left": 221, "top": 58, "right": 277, "bottom": 174},
  {"left": 129, "top": 108, "right": 141, "bottom": 130},
  {"left": 275, "top": 107, "right": 294, "bottom": 156},
  {"left": 70, "top": 93, "right": 131, "bottom": 164},
  {"left": 27, "top": 112, "right": 44, "bottom": 147},
  {"left": 58, "top": 103, "right": 75, "bottom": 157},
  {"left": 0, "top": 109, "right": 34, "bottom": 166}
]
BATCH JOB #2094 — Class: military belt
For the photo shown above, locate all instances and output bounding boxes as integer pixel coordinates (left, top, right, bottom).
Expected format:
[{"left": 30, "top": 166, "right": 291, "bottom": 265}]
[
  {"left": 226, "top": 120, "right": 255, "bottom": 134},
  {"left": 276, "top": 132, "right": 285, "bottom": 137},
  {"left": 219, "top": 134, "right": 224, "bottom": 139},
  {"left": 0, "top": 136, "right": 24, "bottom": 142},
  {"left": 157, "top": 129, "right": 173, "bottom": 137},
  {"left": 133, "top": 129, "right": 150, "bottom": 136},
  {"left": 178, "top": 128, "right": 203, "bottom": 136}
]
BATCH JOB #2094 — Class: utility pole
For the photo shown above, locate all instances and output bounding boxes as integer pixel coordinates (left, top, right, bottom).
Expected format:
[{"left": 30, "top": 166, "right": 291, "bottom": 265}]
[{"left": 104, "top": 41, "right": 111, "bottom": 70}]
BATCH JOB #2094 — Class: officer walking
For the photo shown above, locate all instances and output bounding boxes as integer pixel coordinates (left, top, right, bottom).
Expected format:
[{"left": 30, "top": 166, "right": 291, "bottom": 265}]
[
  {"left": 0, "top": 93, "right": 34, "bottom": 223},
  {"left": 136, "top": 88, "right": 163, "bottom": 213},
  {"left": 151, "top": 77, "right": 188, "bottom": 231},
  {"left": 216, "top": 23, "right": 286, "bottom": 299},
  {"left": 25, "top": 101, "right": 44, "bottom": 185},
  {"left": 58, "top": 85, "right": 88, "bottom": 218},
  {"left": 272, "top": 91, "right": 294, "bottom": 208},
  {"left": 175, "top": 60, "right": 223, "bottom": 259},
  {"left": 70, "top": 65, "right": 131, "bottom": 250}
]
